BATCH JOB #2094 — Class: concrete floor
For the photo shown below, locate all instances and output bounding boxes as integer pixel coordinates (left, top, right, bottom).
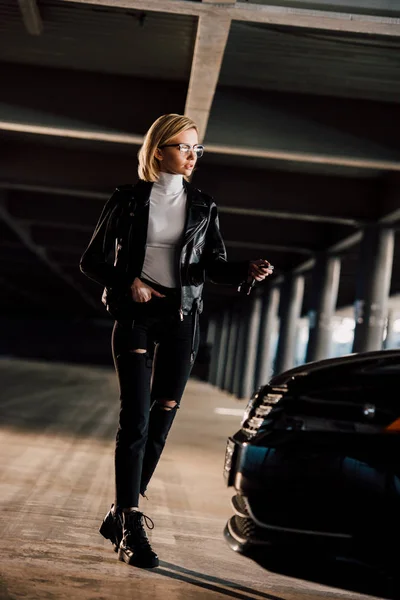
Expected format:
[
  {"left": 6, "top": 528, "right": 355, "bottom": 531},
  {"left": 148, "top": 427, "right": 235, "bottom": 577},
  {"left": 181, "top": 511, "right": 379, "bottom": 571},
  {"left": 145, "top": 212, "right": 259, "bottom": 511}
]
[{"left": 0, "top": 358, "right": 395, "bottom": 600}]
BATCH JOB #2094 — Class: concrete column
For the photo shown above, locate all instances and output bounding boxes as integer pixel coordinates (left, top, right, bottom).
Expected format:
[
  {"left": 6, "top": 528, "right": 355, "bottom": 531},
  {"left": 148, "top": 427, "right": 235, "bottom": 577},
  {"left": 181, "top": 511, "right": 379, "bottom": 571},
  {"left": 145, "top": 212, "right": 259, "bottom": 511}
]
[
  {"left": 383, "top": 309, "right": 396, "bottom": 349},
  {"left": 275, "top": 275, "right": 305, "bottom": 375},
  {"left": 254, "top": 286, "right": 280, "bottom": 389},
  {"left": 306, "top": 254, "right": 341, "bottom": 362},
  {"left": 236, "top": 295, "right": 263, "bottom": 399},
  {"left": 204, "top": 316, "right": 216, "bottom": 382},
  {"left": 215, "top": 310, "right": 231, "bottom": 389},
  {"left": 209, "top": 314, "right": 223, "bottom": 385},
  {"left": 206, "top": 316, "right": 216, "bottom": 347},
  {"left": 232, "top": 304, "right": 248, "bottom": 397},
  {"left": 353, "top": 226, "right": 395, "bottom": 353},
  {"left": 224, "top": 309, "right": 239, "bottom": 392}
]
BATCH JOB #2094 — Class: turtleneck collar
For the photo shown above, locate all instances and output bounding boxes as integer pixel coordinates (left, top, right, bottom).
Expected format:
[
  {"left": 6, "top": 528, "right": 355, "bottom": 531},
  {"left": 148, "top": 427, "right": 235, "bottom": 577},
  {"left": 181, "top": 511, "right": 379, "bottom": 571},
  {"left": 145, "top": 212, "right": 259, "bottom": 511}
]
[{"left": 154, "top": 171, "right": 184, "bottom": 195}]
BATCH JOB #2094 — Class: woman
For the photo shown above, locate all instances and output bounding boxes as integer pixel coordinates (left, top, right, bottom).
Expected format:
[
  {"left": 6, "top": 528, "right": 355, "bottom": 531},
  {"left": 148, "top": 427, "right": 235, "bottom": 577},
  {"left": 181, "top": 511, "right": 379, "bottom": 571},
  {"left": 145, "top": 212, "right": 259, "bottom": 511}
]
[{"left": 79, "top": 113, "right": 273, "bottom": 569}]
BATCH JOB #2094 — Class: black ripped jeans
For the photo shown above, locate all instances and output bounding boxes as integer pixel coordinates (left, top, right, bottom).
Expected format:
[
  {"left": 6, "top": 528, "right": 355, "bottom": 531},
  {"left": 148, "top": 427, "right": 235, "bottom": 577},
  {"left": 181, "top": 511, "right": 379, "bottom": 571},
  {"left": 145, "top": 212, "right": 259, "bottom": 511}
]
[{"left": 111, "top": 283, "right": 200, "bottom": 509}]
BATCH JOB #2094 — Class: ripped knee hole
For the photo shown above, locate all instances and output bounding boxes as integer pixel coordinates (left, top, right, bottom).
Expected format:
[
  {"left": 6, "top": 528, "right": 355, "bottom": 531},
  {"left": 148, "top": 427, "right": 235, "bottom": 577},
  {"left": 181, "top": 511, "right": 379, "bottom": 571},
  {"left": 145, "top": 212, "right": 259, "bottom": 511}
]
[{"left": 155, "top": 399, "right": 178, "bottom": 411}]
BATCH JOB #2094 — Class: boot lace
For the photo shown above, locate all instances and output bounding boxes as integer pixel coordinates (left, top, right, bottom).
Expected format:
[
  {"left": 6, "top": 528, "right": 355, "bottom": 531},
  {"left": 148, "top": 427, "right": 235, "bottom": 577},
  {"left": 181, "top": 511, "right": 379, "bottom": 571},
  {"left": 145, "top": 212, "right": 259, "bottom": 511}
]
[{"left": 124, "top": 511, "right": 155, "bottom": 550}]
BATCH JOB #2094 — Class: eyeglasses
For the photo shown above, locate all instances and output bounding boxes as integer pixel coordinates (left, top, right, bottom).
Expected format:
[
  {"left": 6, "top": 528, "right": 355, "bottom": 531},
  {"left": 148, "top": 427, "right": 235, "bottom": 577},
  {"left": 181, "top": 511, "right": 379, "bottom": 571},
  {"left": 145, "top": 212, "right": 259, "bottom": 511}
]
[{"left": 159, "top": 143, "right": 204, "bottom": 158}]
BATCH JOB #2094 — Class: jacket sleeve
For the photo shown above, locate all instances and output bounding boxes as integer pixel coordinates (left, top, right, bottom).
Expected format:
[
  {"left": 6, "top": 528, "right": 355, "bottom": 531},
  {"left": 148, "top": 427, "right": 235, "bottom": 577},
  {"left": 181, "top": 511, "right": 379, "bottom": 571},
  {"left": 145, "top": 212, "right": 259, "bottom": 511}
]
[
  {"left": 79, "top": 189, "right": 132, "bottom": 289},
  {"left": 203, "top": 202, "right": 249, "bottom": 286}
]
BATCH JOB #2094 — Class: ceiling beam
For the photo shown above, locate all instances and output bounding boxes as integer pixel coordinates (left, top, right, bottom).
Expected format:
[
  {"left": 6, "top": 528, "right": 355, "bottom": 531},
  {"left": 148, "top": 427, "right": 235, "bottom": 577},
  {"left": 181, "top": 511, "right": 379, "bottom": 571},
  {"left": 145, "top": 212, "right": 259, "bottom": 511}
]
[
  {"left": 218, "top": 206, "right": 360, "bottom": 227},
  {"left": 229, "top": 3, "right": 400, "bottom": 36},
  {"left": 19, "top": 219, "right": 93, "bottom": 233},
  {"left": 18, "top": 0, "right": 43, "bottom": 35},
  {"left": 0, "top": 121, "right": 143, "bottom": 146},
  {"left": 4, "top": 237, "right": 312, "bottom": 260},
  {"left": 60, "top": 0, "right": 400, "bottom": 36},
  {"left": 225, "top": 240, "right": 312, "bottom": 255},
  {"left": 185, "top": 13, "right": 232, "bottom": 141},
  {"left": 1, "top": 123, "right": 399, "bottom": 172},
  {"left": 381, "top": 208, "right": 400, "bottom": 224},
  {"left": 1, "top": 239, "right": 86, "bottom": 258},
  {"left": 0, "top": 192, "right": 99, "bottom": 311},
  {"left": 0, "top": 182, "right": 106, "bottom": 200},
  {"left": 293, "top": 208, "right": 399, "bottom": 274},
  {"left": 292, "top": 231, "right": 362, "bottom": 274},
  {"left": 205, "top": 144, "right": 400, "bottom": 172},
  {"left": 0, "top": 182, "right": 363, "bottom": 226}
]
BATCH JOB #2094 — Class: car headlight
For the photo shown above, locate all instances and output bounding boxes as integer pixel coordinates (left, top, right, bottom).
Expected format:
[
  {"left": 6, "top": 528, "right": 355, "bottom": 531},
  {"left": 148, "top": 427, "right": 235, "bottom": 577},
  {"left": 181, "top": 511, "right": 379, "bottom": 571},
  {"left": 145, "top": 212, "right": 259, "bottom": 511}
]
[
  {"left": 240, "top": 389, "right": 260, "bottom": 426},
  {"left": 223, "top": 438, "right": 237, "bottom": 485},
  {"left": 241, "top": 384, "right": 288, "bottom": 435}
]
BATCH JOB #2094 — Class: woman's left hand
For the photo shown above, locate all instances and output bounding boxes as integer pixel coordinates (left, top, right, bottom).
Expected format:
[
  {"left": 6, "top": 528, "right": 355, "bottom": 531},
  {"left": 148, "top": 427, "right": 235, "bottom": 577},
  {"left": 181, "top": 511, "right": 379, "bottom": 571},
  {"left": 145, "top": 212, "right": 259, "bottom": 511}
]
[{"left": 248, "top": 259, "right": 274, "bottom": 282}]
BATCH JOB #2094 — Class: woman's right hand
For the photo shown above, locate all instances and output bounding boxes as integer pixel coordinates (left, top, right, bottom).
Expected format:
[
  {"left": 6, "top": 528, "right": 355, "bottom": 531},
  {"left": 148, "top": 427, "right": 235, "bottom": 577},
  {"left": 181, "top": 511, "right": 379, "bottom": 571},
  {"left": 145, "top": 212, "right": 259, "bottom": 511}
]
[{"left": 130, "top": 277, "right": 166, "bottom": 303}]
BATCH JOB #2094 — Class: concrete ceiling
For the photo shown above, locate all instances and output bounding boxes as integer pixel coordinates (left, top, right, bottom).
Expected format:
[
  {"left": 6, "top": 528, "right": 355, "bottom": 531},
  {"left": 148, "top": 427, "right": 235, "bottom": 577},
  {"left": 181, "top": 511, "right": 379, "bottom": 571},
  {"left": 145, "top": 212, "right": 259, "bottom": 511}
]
[{"left": 0, "top": 0, "right": 399, "bottom": 321}]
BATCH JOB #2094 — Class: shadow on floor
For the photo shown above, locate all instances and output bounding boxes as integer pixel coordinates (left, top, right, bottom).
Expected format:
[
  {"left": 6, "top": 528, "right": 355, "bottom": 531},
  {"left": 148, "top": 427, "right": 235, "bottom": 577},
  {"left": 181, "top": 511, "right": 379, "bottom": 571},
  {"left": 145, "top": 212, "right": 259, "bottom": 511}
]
[
  {"left": 245, "top": 547, "right": 400, "bottom": 599},
  {"left": 156, "top": 556, "right": 399, "bottom": 599},
  {"left": 157, "top": 561, "right": 282, "bottom": 600}
]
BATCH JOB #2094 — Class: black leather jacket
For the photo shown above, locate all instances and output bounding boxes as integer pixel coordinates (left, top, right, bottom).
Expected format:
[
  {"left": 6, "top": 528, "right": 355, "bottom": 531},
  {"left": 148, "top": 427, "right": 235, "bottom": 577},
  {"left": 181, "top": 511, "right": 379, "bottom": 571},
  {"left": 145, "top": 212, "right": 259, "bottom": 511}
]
[{"left": 79, "top": 179, "right": 249, "bottom": 322}]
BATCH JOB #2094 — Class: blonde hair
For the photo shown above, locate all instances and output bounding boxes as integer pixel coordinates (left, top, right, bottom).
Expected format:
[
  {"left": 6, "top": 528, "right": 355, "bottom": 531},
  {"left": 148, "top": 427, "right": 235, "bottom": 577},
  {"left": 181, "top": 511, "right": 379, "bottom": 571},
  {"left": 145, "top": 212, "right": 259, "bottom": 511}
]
[{"left": 138, "top": 113, "right": 198, "bottom": 182}]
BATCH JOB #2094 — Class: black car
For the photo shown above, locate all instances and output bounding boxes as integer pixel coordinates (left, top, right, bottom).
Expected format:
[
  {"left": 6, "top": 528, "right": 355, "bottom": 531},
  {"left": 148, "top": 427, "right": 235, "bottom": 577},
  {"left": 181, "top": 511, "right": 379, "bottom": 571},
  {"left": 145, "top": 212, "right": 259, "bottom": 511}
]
[{"left": 223, "top": 349, "right": 400, "bottom": 565}]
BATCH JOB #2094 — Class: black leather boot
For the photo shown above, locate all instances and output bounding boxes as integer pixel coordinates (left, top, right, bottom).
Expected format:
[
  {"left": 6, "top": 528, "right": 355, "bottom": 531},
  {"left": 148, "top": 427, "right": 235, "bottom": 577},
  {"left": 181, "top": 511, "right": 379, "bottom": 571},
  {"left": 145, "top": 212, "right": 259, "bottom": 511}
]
[
  {"left": 118, "top": 510, "right": 159, "bottom": 568},
  {"left": 99, "top": 504, "right": 123, "bottom": 552}
]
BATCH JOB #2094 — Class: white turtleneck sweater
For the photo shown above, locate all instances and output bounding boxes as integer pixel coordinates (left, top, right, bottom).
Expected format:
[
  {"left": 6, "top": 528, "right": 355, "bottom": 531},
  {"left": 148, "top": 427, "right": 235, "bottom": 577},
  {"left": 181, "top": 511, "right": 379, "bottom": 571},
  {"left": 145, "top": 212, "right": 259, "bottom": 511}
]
[{"left": 140, "top": 172, "right": 187, "bottom": 288}]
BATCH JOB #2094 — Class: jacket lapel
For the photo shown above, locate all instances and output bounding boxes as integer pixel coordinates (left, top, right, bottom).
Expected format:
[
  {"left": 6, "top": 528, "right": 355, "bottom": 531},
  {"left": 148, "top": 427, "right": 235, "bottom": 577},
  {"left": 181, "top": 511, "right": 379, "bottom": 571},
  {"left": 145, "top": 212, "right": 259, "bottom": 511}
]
[
  {"left": 130, "top": 179, "right": 207, "bottom": 247},
  {"left": 132, "top": 180, "right": 153, "bottom": 208},
  {"left": 182, "top": 181, "right": 208, "bottom": 247}
]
